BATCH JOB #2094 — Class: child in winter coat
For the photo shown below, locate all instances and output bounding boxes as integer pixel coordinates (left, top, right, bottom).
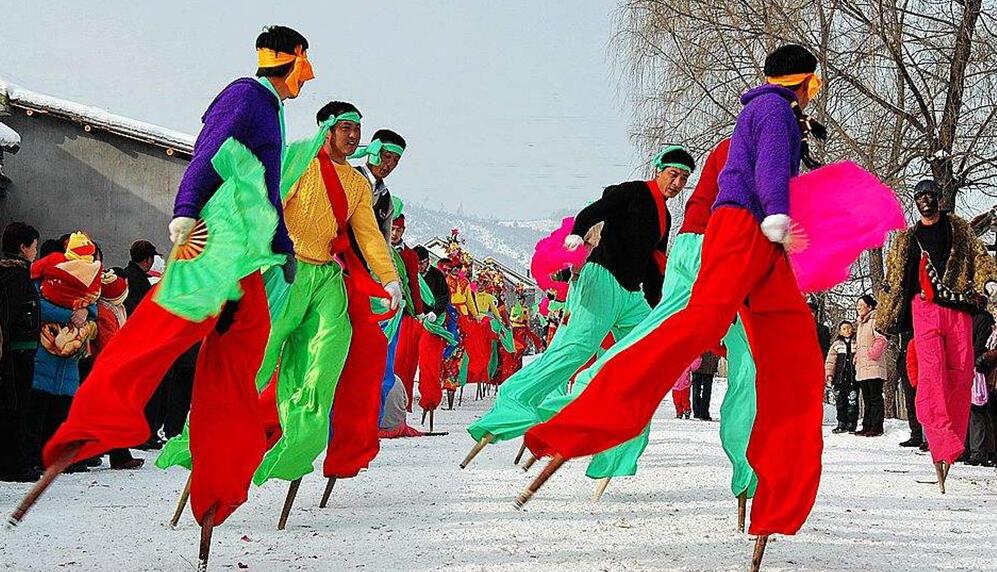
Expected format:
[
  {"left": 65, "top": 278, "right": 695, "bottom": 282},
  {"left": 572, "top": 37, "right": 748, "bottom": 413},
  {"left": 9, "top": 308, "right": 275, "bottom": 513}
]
[{"left": 826, "top": 321, "right": 859, "bottom": 433}]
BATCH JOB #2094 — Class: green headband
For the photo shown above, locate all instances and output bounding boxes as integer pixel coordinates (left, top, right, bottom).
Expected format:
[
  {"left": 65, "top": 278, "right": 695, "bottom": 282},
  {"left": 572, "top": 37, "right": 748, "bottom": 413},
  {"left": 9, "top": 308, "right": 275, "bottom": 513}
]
[
  {"left": 349, "top": 138, "right": 406, "bottom": 166},
  {"left": 320, "top": 111, "right": 362, "bottom": 130},
  {"left": 653, "top": 144, "right": 692, "bottom": 173}
]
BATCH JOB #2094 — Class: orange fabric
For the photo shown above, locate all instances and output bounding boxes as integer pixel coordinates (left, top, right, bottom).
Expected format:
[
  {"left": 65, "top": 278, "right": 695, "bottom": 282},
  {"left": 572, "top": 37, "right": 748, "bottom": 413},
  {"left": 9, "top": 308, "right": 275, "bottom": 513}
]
[
  {"left": 767, "top": 73, "right": 821, "bottom": 100},
  {"left": 257, "top": 47, "right": 314, "bottom": 97}
]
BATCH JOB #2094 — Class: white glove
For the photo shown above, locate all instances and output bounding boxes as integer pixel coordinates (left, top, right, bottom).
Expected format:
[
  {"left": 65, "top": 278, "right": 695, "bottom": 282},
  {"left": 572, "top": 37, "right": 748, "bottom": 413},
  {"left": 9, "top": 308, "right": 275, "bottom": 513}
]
[
  {"left": 169, "top": 216, "right": 197, "bottom": 245},
  {"left": 385, "top": 281, "right": 403, "bottom": 310},
  {"left": 986, "top": 282, "right": 997, "bottom": 299},
  {"left": 423, "top": 311, "right": 437, "bottom": 323},
  {"left": 760, "top": 214, "right": 792, "bottom": 244},
  {"left": 563, "top": 234, "right": 584, "bottom": 251}
]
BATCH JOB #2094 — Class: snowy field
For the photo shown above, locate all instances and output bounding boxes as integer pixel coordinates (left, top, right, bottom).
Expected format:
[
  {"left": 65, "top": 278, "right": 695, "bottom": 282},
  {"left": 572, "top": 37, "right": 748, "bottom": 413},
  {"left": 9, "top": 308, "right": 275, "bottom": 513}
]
[{"left": 3, "top": 379, "right": 997, "bottom": 571}]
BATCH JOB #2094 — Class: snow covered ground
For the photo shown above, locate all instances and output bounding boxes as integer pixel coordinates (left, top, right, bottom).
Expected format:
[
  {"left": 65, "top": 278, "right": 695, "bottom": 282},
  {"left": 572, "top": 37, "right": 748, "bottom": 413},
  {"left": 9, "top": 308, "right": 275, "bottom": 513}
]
[{"left": 3, "top": 379, "right": 997, "bottom": 571}]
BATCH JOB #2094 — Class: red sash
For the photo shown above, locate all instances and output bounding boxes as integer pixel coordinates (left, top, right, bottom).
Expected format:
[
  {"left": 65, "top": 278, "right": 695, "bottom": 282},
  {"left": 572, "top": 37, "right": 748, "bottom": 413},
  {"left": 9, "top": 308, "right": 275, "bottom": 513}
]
[
  {"left": 316, "top": 149, "right": 394, "bottom": 321},
  {"left": 647, "top": 180, "right": 669, "bottom": 275}
]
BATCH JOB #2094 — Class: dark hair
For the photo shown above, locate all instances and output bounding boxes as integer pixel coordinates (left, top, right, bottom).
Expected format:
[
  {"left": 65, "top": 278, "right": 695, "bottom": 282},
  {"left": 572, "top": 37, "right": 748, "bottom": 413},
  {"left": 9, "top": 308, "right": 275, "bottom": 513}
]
[
  {"left": 316, "top": 101, "right": 362, "bottom": 125},
  {"left": 372, "top": 129, "right": 406, "bottom": 150},
  {"left": 39, "top": 238, "right": 63, "bottom": 258},
  {"left": 413, "top": 246, "right": 430, "bottom": 261},
  {"left": 838, "top": 320, "right": 854, "bottom": 329},
  {"left": 764, "top": 44, "right": 818, "bottom": 77},
  {"left": 1, "top": 222, "right": 39, "bottom": 255},
  {"left": 255, "top": 26, "right": 309, "bottom": 78},
  {"left": 859, "top": 295, "right": 877, "bottom": 310}
]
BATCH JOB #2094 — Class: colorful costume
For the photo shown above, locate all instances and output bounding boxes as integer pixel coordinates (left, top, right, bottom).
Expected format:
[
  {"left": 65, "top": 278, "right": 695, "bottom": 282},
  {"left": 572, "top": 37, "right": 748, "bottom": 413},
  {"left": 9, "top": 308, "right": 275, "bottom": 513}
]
[
  {"left": 877, "top": 196, "right": 997, "bottom": 465},
  {"left": 413, "top": 261, "right": 453, "bottom": 412},
  {"left": 467, "top": 170, "right": 679, "bottom": 448},
  {"left": 532, "top": 141, "right": 758, "bottom": 492},
  {"left": 47, "top": 76, "right": 292, "bottom": 526},
  {"left": 526, "top": 82, "right": 826, "bottom": 537}
]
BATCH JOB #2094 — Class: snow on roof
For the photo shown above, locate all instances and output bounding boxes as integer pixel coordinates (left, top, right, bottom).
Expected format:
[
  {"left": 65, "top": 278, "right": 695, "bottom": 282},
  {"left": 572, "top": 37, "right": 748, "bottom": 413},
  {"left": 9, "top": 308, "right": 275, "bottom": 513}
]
[{"left": 0, "top": 78, "right": 194, "bottom": 156}]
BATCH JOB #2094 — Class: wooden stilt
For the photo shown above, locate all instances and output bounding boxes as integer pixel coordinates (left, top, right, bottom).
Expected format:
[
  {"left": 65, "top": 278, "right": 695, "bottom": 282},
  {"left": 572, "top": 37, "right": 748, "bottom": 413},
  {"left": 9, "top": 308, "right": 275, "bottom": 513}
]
[
  {"left": 277, "top": 478, "right": 302, "bottom": 530},
  {"left": 458, "top": 387, "right": 464, "bottom": 407},
  {"left": 170, "top": 474, "right": 193, "bottom": 528},
  {"left": 429, "top": 409, "right": 435, "bottom": 433},
  {"left": 520, "top": 454, "right": 538, "bottom": 473},
  {"left": 592, "top": 477, "right": 611, "bottom": 501},
  {"left": 319, "top": 477, "right": 337, "bottom": 509},
  {"left": 9, "top": 441, "right": 84, "bottom": 527},
  {"left": 749, "top": 535, "right": 769, "bottom": 572},
  {"left": 421, "top": 409, "right": 428, "bottom": 425},
  {"left": 197, "top": 506, "right": 216, "bottom": 572},
  {"left": 447, "top": 390, "right": 455, "bottom": 410},
  {"left": 514, "top": 454, "right": 565, "bottom": 510},
  {"left": 459, "top": 434, "right": 494, "bottom": 469},
  {"left": 737, "top": 491, "right": 748, "bottom": 533},
  {"left": 934, "top": 461, "right": 948, "bottom": 494},
  {"left": 513, "top": 441, "right": 527, "bottom": 465}
]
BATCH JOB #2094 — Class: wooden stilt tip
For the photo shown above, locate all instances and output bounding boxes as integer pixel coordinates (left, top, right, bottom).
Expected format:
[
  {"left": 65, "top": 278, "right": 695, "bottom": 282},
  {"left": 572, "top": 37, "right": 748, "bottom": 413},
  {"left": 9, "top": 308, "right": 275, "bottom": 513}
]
[
  {"left": 319, "top": 477, "right": 337, "bottom": 509},
  {"left": 429, "top": 409, "right": 435, "bottom": 433},
  {"left": 9, "top": 441, "right": 84, "bottom": 528},
  {"left": 170, "top": 474, "right": 193, "bottom": 528},
  {"left": 459, "top": 434, "right": 494, "bottom": 469},
  {"left": 750, "top": 534, "right": 769, "bottom": 572},
  {"left": 513, "top": 441, "right": 527, "bottom": 466},
  {"left": 737, "top": 492, "right": 748, "bottom": 533},
  {"left": 197, "top": 506, "right": 217, "bottom": 572},
  {"left": 520, "top": 454, "right": 538, "bottom": 473},
  {"left": 592, "top": 477, "right": 611, "bottom": 501},
  {"left": 513, "top": 455, "right": 565, "bottom": 510},
  {"left": 277, "top": 478, "right": 302, "bottom": 530},
  {"left": 934, "top": 461, "right": 948, "bottom": 494},
  {"left": 421, "top": 409, "right": 428, "bottom": 425}
]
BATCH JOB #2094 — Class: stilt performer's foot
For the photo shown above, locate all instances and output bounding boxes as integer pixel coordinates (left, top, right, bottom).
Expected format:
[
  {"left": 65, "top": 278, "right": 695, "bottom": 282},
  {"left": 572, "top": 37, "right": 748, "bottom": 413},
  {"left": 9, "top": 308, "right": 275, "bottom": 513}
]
[
  {"left": 513, "top": 454, "right": 565, "bottom": 510},
  {"left": 170, "top": 474, "right": 193, "bottom": 528},
  {"left": 519, "top": 454, "right": 538, "bottom": 473},
  {"left": 750, "top": 535, "right": 769, "bottom": 572},
  {"left": 277, "top": 478, "right": 302, "bottom": 530},
  {"left": 9, "top": 441, "right": 84, "bottom": 527},
  {"left": 460, "top": 434, "right": 494, "bottom": 469},
  {"left": 513, "top": 441, "right": 527, "bottom": 465},
  {"left": 319, "top": 478, "right": 337, "bottom": 509},
  {"left": 592, "top": 477, "right": 611, "bottom": 501},
  {"left": 197, "top": 506, "right": 217, "bottom": 572},
  {"left": 934, "top": 461, "right": 949, "bottom": 494},
  {"left": 737, "top": 491, "right": 748, "bottom": 533}
]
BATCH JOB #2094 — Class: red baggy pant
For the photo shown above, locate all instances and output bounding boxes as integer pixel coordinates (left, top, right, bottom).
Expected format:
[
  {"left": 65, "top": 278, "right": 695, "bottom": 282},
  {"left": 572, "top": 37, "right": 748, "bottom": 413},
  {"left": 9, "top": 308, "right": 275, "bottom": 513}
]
[
  {"left": 672, "top": 387, "right": 691, "bottom": 416},
  {"left": 417, "top": 329, "right": 447, "bottom": 412},
  {"left": 525, "top": 208, "right": 824, "bottom": 536},
  {"left": 394, "top": 315, "right": 422, "bottom": 411},
  {"left": 912, "top": 297, "right": 973, "bottom": 464},
  {"left": 322, "top": 281, "right": 387, "bottom": 479},
  {"left": 45, "top": 272, "right": 269, "bottom": 526},
  {"left": 461, "top": 315, "right": 492, "bottom": 384}
]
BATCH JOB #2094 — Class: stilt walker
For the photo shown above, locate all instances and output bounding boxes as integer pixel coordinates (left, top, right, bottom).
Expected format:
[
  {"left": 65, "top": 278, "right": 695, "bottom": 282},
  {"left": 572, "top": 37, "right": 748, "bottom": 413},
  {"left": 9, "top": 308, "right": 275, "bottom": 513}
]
[
  {"left": 532, "top": 139, "right": 759, "bottom": 512},
  {"left": 876, "top": 179, "right": 997, "bottom": 492},
  {"left": 14, "top": 26, "right": 314, "bottom": 569},
  {"left": 383, "top": 206, "right": 426, "bottom": 414},
  {"left": 524, "top": 44, "right": 832, "bottom": 569},
  {"left": 411, "top": 246, "right": 455, "bottom": 422},
  {"left": 461, "top": 145, "right": 696, "bottom": 467}
]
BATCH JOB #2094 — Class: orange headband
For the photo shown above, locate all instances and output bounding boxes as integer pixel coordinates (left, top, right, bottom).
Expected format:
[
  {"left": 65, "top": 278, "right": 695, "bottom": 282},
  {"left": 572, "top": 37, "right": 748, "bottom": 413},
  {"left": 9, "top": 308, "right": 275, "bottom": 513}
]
[
  {"left": 256, "top": 46, "right": 314, "bottom": 97},
  {"left": 257, "top": 48, "right": 297, "bottom": 68},
  {"left": 767, "top": 72, "right": 822, "bottom": 100}
]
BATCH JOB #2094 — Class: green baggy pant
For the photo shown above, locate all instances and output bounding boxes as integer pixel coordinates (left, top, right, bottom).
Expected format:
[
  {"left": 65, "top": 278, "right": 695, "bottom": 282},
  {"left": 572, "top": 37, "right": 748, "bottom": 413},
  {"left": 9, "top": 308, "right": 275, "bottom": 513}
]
[
  {"left": 537, "top": 233, "right": 758, "bottom": 496},
  {"left": 467, "top": 263, "right": 650, "bottom": 444},
  {"left": 252, "top": 261, "right": 351, "bottom": 484}
]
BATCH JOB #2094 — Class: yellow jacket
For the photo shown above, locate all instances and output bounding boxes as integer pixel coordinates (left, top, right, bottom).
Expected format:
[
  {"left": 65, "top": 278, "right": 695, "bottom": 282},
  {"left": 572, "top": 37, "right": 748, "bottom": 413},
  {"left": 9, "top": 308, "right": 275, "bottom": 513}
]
[{"left": 283, "top": 158, "right": 398, "bottom": 284}]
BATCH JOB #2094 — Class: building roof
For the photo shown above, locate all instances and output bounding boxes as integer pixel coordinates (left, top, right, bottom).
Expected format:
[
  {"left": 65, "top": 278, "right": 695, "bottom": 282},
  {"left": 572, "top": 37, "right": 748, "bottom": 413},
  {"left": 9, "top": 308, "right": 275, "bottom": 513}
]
[{"left": 0, "top": 78, "right": 195, "bottom": 158}]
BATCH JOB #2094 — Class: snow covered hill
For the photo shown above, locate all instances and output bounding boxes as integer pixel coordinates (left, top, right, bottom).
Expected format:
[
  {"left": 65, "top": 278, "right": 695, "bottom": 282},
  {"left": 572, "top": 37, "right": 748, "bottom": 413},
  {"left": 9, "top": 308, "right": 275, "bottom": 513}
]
[{"left": 402, "top": 202, "right": 560, "bottom": 273}]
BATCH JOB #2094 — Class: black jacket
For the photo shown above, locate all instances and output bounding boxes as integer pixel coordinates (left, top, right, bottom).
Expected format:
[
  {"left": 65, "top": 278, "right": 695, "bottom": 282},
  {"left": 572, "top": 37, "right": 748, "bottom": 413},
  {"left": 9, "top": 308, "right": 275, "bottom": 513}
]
[
  {"left": 695, "top": 351, "right": 720, "bottom": 376},
  {"left": 572, "top": 180, "right": 670, "bottom": 306},
  {"left": 0, "top": 254, "right": 39, "bottom": 347},
  {"left": 422, "top": 266, "right": 450, "bottom": 316},
  {"left": 119, "top": 261, "right": 153, "bottom": 315}
]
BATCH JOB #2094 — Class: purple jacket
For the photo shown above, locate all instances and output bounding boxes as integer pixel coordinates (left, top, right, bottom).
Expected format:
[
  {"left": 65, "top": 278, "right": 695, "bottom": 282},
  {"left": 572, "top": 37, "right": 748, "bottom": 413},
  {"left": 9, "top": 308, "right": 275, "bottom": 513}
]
[
  {"left": 173, "top": 78, "right": 293, "bottom": 256},
  {"left": 714, "top": 84, "right": 801, "bottom": 222}
]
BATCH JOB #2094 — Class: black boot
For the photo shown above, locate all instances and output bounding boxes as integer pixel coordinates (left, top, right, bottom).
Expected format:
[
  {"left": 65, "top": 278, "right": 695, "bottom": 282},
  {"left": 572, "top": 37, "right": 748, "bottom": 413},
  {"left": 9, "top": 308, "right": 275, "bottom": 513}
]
[{"left": 899, "top": 436, "right": 923, "bottom": 447}]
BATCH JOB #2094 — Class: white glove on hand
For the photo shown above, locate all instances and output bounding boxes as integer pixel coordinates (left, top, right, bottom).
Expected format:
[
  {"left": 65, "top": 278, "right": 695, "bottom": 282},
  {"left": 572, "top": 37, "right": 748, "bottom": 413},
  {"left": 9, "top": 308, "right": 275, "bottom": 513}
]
[
  {"left": 760, "top": 214, "right": 791, "bottom": 244},
  {"left": 986, "top": 282, "right": 997, "bottom": 300},
  {"left": 423, "top": 311, "right": 437, "bottom": 323},
  {"left": 169, "top": 216, "right": 197, "bottom": 245},
  {"left": 385, "top": 281, "right": 403, "bottom": 311},
  {"left": 563, "top": 234, "right": 584, "bottom": 251}
]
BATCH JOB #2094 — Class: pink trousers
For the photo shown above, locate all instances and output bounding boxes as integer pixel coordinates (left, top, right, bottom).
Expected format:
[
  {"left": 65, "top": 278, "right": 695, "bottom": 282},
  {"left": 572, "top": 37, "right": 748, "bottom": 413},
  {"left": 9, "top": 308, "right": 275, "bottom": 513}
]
[{"left": 912, "top": 297, "right": 973, "bottom": 464}]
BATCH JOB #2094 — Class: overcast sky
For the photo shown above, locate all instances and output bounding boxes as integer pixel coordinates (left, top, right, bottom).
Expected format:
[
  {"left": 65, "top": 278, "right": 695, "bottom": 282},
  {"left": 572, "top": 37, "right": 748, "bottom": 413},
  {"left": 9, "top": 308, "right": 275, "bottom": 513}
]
[{"left": 0, "top": 1, "right": 643, "bottom": 220}]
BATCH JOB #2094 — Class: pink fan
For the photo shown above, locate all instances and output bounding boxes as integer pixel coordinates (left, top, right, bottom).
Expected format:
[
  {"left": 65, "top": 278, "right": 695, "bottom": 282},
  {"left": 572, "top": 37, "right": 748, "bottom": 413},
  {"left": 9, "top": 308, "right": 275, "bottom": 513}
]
[
  {"left": 531, "top": 217, "right": 588, "bottom": 300},
  {"left": 788, "top": 162, "right": 905, "bottom": 292}
]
